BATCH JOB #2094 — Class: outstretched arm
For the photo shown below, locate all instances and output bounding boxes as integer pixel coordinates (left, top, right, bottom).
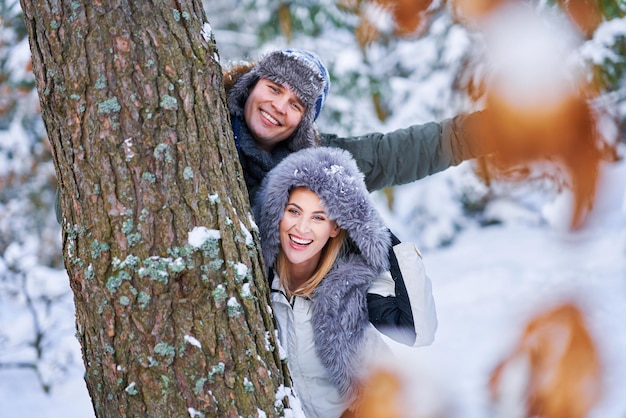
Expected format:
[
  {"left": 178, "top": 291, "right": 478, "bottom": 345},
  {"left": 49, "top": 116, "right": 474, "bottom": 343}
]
[{"left": 321, "top": 110, "right": 490, "bottom": 191}]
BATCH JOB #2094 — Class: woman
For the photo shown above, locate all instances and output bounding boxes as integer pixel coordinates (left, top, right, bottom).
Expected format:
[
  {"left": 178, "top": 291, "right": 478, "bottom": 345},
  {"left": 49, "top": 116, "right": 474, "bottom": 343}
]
[{"left": 254, "top": 147, "right": 401, "bottom": 417}]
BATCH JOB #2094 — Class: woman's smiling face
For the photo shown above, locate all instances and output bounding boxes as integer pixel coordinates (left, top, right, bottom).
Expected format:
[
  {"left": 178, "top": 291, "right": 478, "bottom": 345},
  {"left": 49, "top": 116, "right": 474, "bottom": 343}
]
[{"left": 279, "top": 187, "right": 340, "bottom": 271}]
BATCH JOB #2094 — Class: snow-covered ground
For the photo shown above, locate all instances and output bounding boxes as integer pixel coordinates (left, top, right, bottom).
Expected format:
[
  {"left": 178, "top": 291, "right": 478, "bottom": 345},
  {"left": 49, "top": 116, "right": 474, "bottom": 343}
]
[{"left": 1, "top": 155, "right": 624, "bottom": 418}]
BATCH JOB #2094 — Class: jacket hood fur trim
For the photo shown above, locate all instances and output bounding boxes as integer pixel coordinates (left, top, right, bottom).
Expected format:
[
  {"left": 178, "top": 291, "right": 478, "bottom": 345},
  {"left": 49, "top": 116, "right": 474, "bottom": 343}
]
[
  {"left": 311, "top": 253, "right": 379, "bottom": 402},
  {"left": 225, "top": 59, "right": 320, "bottom": 152},
  {"left": 254, "top": 147, "right": 390, "bottom": 274},
  {"left": 256, "top": 147, "right": 391, "bottom": 403}
]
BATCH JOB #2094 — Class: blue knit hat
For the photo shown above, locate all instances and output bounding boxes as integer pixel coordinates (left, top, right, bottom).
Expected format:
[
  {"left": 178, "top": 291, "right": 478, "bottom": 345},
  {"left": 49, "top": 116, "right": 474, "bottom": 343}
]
[{"left": 228, "top": 49, "right": 331, "bottom": 151}]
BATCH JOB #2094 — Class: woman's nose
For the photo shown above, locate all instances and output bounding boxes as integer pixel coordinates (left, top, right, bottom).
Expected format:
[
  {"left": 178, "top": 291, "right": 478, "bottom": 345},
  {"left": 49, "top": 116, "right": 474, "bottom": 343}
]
[{"left": 295, "top": 217, "right": 310, "bottom": 232}]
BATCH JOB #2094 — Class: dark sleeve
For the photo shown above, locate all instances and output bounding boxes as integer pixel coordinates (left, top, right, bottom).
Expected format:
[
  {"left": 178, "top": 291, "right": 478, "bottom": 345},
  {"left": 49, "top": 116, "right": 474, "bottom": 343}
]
[
  {"left": 320, "top": 110, "right": 491, "bottom": 192},
  {"left": 366, "top": 233, "right": 417, "bottom": 346}
]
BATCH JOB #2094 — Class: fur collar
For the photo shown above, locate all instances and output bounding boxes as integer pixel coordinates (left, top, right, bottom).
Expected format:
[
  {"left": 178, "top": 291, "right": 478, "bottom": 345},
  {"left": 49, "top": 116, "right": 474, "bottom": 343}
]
[{"left": 311, "top": 253, "right": 378, "bottom": 402}]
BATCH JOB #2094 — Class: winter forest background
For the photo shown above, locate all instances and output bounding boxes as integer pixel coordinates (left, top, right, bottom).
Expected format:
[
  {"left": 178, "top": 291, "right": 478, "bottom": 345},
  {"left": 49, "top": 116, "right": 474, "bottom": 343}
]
[{"left": 1, "top": 0, "right": 626, "bottom": 417}]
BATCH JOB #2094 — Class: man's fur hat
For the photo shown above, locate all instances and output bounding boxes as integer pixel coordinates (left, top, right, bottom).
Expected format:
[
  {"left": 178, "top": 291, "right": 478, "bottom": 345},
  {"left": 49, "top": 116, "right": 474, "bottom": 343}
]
[{"left": 226, "top": 49, "right": 330, "bottom": 152}]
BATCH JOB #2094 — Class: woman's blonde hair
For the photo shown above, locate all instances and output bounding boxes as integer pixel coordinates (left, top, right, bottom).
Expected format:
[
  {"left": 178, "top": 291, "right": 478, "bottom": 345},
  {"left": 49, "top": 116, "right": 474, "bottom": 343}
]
[{"left": 276, "top": 228, "right": 347, "bottom": 298}]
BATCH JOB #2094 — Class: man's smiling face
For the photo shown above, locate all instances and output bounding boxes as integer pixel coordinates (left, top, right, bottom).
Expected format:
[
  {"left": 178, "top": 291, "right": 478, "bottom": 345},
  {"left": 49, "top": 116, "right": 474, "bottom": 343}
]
[{"left": 244, "top": 78, "right": 306, "bottom": 151}]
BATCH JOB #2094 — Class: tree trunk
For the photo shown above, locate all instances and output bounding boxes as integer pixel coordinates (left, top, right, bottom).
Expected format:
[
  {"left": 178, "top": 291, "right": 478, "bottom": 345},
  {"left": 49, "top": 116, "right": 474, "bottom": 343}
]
[{"left": 19, "top": 0, "right": 286, "bottom": 416}]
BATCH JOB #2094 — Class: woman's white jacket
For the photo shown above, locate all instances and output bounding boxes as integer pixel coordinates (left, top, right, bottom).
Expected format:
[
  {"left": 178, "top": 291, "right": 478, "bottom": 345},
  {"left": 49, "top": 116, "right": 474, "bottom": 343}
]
[
  {"left": 271, "top": 272, "right": 392, "bottom": 418},
  {"left": 270, "top": 245, "right": 437, "bottom": 418},
  {"left": 254, "top": 148, "right": 437, "bottom": 417}
]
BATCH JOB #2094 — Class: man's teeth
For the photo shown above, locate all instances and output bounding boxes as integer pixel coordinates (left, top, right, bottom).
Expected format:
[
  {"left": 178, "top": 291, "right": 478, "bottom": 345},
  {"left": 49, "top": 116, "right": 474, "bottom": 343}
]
[
  {"left": 261, "top": 110, "right": 279, "bottom": 125},
  {"left": 290, "top": 236, "right": 312, "bottom": 245}
]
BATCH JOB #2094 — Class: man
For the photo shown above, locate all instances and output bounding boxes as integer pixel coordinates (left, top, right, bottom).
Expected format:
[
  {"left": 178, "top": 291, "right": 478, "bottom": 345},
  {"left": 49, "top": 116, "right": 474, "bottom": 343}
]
[{"left": 225, "top": 49, "right": 491, "bottom": 203}]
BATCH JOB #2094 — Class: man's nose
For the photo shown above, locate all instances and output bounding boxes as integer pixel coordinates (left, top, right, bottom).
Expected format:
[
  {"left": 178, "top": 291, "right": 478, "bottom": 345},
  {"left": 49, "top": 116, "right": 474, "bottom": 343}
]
[{"left": 272, "top": 94, "right": 289, "bottom": 114}]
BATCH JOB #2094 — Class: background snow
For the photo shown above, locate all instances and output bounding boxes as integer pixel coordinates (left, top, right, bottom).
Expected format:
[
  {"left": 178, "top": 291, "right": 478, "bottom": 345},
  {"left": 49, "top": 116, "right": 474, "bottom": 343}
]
[{"left": 1, "top": 0, "right": 625, "bottom": 417}]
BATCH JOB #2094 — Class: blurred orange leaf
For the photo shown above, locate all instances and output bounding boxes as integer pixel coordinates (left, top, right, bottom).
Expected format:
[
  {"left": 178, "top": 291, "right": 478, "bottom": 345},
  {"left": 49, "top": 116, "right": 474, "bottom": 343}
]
[
  {"left": 489, "top": 302, "right": 603, "bottom": 418},
  {"left": 278, "top": 2, "right": 292, "bottom": 41},
  {"left": 345, "top": 368, "right": 403, "bottom": 418},
  {"left": 556, "top": 0, "right": 603, "bottom": 38},
  {"left": 479, "top": 84, "right": 602, "bottom": 229},
  {"left": 341, "top": 0, "right": 434, "bottom": 47},
  {"left": 377, "top": 0, "right": 434, "bottom": 36},
  {"left": 450, "top": 0, "right": 507, "bottom": 24}
]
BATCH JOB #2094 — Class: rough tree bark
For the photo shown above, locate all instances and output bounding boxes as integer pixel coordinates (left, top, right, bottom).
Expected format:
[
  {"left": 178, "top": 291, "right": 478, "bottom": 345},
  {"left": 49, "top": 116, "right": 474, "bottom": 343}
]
[{"left": 20, "top": 0, "right": 286, "bottom": 416}]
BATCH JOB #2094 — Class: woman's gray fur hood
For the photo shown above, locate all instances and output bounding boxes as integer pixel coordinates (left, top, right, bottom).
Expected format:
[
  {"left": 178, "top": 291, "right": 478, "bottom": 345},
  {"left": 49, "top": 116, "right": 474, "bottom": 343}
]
[
  {"left": 254, "top": 147, "right": 390, "bottom": 274},
  {"left": 255, "top": 147, "right": 391, "bottom": 403}
]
